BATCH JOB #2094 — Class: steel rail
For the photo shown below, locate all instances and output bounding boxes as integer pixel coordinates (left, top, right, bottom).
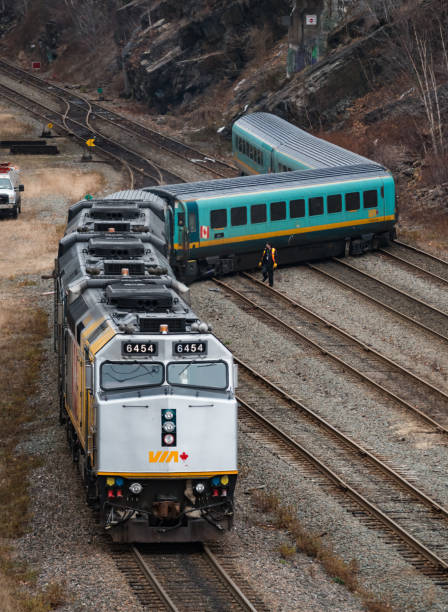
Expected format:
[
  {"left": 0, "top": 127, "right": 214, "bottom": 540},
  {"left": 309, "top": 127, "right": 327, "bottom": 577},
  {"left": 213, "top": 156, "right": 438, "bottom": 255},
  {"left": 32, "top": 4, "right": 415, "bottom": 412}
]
[
  {"left": 0, "top": 58, "right": 236, "bottom": 179},
  {"left": 213, "top": 276, "right": 448, "bottom": 433},
  {"left": 132, "top": 546, "right": 179, "bottom": 611},
  {"left": 132, "top": 544, "right": 259, "bottom": 611},
  {"left": 88, "top": 103, "right": 236, "bottom": 179},
  {"left": 334, "top": 257, "right": 448, "bottom": 318},
  {"left": 0, "top": 81, "right": 138, "bottom": 187},
  {"left": 202, "top": 544, "right": 258, "bottom": 611},
  {"left": 0, "top": 81, "right": 172, "bottom": 186},
  {"left": 237, "top": 394, "right": 448, "bottom": 571},
  {"left": 239, "top": 271, "right": 448, "bottom": 427},
  {"left": 379, "top": 247, "right": 448, "bottom": 284},
  {"left": 308, "top": 260, "right": 448, "bottom": 342},
  {"left": 235, "top": 356, "right": 448, "bottom": 516},
  {"left": 59, "top": 88, "right": 166, "bottom": 186},
  {"left": 394, "top": 239, "right": 448, "bottom": 265}
]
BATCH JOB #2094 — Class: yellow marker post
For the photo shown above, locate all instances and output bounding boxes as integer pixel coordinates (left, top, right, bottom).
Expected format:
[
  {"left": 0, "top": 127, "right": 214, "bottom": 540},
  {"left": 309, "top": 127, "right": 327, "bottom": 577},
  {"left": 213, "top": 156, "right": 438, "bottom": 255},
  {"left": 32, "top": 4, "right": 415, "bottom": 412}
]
[{"left": 82, "top": 138, "right": 96, "bottom": 161}]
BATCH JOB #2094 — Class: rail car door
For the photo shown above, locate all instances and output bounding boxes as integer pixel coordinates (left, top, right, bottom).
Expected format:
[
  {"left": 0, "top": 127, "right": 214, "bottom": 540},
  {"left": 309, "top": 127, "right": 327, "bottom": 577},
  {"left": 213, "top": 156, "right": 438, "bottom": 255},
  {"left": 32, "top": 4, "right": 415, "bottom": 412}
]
[
  {"left": 186, "top": 201, "right": 199, "bottom": 255},
  {"left": 174, "top": 200, "right": 189, "bottom": 261}
]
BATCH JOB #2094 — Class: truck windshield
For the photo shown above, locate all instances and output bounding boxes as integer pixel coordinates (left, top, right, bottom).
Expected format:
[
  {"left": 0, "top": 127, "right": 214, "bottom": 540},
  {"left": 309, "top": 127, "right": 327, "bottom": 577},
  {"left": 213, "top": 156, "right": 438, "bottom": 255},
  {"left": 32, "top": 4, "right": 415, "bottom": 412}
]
[
  {"left": 167, "top": 361, "right": 227, "bottom": 390},
  {"left": 101, "top": 362, "right": 164, "bottom": 390},
  {"left": 0, "top": 179, "right": 12, "bottom": 189}
]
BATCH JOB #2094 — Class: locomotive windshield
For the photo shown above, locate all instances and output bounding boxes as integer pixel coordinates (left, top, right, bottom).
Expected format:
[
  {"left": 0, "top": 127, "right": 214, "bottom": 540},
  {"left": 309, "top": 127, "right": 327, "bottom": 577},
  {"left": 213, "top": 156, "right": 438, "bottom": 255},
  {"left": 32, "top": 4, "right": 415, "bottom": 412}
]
[
  {"left": 167, "top": 361, "right": 227, "bottom": 390},
  {"left": 101, "top": 362, "right": 164, "bottom": 390},
  {"left": 0, "top": 179, "right": 12, "bottom": 189}
]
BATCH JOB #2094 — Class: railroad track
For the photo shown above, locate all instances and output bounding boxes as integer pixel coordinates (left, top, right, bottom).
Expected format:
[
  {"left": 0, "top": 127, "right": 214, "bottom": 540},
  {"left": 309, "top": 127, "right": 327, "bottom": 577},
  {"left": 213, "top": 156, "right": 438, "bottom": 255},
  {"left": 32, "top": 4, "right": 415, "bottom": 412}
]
[
  {"left": 233, "top": 357, "right": 448, "bottom": 586},
  {"left": 0, "top": 80, "right": 181, "bottom": 188},
  {"left": 380, "top": 241, "right": 448, "bottom": 284},
  {"left": 0, "top": 58, "right": 237, "bottom": 180},
  {"left": 214, "top": 273, "right": 448, "bottom": 430},
  {"left": 112, "top": 543, "right": 264, "bottom": 611},
  {"left": 308, "top": 257, "right": 448, "bottom": 342}
]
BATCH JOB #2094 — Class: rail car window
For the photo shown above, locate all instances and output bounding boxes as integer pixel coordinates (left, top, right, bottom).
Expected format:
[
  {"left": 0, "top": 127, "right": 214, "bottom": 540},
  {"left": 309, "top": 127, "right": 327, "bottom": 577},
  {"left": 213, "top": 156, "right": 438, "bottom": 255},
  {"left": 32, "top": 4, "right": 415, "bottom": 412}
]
[
  {"left": 363, "top": 190, "right": 378, "bottom": 208},
  {"left": 251, "top": 204, "right": 267, "bottom": 224},
  {"left": 101, "top": 362, "right": 164, "bottom": 390},
  {"left": 345, "top": 191, "right": 360, "bottom": 210},
  {"left": 327, "top": 194, "right": 342, "bottom": 214},
  {"left": 290, "top": 199, "right": 305, "bottom": 218},
  {"left": 211, "top": 209, "right": 227, "bottom": 228},
  {"left": 309, "top": 197, "right": 324, "bottom": 216},
  {"left": 167, "top": 361, "right": 228, "bottom": 390},
  {"left": 231, "top": 206, "right": 247, "bottom": 226},
  {"left": 346, "top": 192, "right": 360, "bottom": 211},
  {"left": 188, "top": 210, "right": 198, "bottom": 232},
  {"left": 271, "top": 201, "right": 286, "bottom": 221}
]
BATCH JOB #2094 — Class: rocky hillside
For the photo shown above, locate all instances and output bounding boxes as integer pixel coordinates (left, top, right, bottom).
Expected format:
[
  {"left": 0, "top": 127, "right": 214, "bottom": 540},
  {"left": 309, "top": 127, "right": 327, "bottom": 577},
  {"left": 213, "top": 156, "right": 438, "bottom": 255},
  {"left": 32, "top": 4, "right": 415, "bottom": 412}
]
[{"left": 1, "top": 0, "right": 447, "bottom": 193}]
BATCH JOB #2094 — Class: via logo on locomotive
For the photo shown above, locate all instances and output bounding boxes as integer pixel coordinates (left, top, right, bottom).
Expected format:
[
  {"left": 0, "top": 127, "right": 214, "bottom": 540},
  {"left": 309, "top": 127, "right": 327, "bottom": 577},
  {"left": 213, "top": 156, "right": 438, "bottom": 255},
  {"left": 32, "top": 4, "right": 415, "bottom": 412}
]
[{"left": 148, "top": 451, "right": 189, "bottom": 463}]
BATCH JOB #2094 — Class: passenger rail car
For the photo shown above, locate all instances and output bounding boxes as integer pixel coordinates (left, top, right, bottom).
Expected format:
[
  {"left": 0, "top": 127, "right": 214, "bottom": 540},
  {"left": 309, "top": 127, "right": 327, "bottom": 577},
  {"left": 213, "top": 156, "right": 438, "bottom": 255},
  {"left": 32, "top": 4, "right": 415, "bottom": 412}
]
[
  {"left": 232, "top": 112, "right": 373, "bottom": 176},
  {"left": 55, "top": 191, "right": 238, "bottom": 543},
  {"left": 146, "top": 163, "right": 396, "bottom": 283}
]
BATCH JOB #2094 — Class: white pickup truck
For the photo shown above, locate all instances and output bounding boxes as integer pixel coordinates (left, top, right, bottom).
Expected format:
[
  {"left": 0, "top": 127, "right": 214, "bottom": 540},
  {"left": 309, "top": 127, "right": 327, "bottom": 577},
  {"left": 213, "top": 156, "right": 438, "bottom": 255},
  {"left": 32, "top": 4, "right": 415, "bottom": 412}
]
[{"left": 0, "top": 163, "right": 24, "bottom": 218}]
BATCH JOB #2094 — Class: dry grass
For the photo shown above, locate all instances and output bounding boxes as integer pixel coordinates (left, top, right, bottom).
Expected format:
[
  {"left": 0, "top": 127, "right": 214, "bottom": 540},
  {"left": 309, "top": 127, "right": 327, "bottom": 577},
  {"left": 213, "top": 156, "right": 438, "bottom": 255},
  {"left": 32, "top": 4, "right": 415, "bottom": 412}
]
[
  {"left": 279, "top": 542, "right": 296, "bottom": 560},
  {"left": 0, "top": 111, "right": 34, "bottom": 138},
  {"left": 0, "top": 300, "right": 66, "bottom": 610},
  {"left": 0, "top": 168, "right": 103, "bottom": 277},
  {"left": 24, "top": 168, "right": 104, "bottom": 200},
  {"left": 0, "top": 218, "right": 61, "bottom": 277},
  {"left": 251, "top": 490, "right": 394, "bottom": 611}
]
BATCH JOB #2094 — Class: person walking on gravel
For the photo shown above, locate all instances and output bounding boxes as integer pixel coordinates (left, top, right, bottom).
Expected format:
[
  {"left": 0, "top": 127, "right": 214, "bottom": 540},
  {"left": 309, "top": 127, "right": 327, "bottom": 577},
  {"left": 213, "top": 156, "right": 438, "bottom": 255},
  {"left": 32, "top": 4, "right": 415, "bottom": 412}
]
[{"left": 258, "top": 242, "right": 277, "bottom": 287}]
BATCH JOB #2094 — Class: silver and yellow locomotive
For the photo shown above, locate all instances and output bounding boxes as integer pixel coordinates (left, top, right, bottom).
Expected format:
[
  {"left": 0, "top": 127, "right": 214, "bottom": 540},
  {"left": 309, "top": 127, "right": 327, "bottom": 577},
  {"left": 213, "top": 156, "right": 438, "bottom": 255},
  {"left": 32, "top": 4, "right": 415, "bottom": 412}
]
[{"left": 55, "top": 191, "right": 238, "bottom": 543}]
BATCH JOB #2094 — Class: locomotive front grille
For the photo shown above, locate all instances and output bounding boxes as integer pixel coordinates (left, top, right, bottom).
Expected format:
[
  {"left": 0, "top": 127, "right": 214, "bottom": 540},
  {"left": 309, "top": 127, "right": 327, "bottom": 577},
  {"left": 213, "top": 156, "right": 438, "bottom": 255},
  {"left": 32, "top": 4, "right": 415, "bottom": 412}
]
[{"left": 139, "top": 317, "right": 192, "bottom": 332}]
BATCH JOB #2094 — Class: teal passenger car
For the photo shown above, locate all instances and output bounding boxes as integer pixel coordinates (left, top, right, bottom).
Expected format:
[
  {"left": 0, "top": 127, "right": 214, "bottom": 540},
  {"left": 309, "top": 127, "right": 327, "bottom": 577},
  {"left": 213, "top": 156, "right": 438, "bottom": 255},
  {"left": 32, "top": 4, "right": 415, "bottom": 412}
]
[
  {"left": 147, "top": 163, "right": 396, "bottom": 283},
  {"left": 232, "top": 112, "right": 373, "bottom": 175}
]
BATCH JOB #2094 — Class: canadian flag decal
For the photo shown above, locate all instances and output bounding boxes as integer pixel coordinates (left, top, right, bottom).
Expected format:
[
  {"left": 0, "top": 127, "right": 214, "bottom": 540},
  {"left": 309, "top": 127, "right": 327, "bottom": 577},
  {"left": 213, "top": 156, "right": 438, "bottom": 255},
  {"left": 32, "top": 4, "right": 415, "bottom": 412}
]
[{"left": 200, "top": 225, "right": 209, "bottom": 240}]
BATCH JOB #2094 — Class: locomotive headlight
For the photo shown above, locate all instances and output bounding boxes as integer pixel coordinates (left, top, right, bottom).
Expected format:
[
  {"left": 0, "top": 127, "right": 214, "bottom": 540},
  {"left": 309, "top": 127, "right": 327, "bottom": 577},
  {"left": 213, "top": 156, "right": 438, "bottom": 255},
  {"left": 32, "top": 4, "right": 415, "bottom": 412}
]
[
  {"left": 129, "top": 482, "right": 143, "bottom": 495},
  {"left": 162, "top": 421, "right": 175, "bottom": 433},
  {"left": 163, "top": 410, "right": 174, "bottom": 420},
  {"left": 195, "top": 482, "right": 205, "bottom": 494},
  {"left": 163, "top": 434, "right": 175, "bottom": 445}
]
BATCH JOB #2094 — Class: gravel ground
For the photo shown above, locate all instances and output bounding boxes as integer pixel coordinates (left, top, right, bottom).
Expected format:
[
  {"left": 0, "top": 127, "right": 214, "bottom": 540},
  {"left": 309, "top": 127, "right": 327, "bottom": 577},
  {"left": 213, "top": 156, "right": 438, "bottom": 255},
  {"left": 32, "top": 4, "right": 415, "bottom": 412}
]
[
  {"left": 275, "top": 264, "right": 448, "bottom": 396},
  {"left": 344, "top": 252, "right": 448, "bottom": 315},
  {"left": 190, "top": 279, "right": 448, "bottom": 610}
]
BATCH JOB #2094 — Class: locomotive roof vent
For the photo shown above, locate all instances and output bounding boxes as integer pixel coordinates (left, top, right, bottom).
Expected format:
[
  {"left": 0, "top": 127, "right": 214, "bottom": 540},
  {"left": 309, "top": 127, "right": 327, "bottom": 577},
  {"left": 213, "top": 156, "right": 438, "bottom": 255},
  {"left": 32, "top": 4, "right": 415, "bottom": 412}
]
[
  {"left": 88, "top": 238, "right": 144, "bottom": 258},
  {"left": 106, "top": 284, "right": 174, "bottom": 310},
  {"left": 103, "top": 260, "right": 145, "bottom": 276},
  {"left": 93, "top": 221, "right": 131, "bottom": 232},
  {"left": 90, "top": 203, "right": 140, "bottom": 220}
]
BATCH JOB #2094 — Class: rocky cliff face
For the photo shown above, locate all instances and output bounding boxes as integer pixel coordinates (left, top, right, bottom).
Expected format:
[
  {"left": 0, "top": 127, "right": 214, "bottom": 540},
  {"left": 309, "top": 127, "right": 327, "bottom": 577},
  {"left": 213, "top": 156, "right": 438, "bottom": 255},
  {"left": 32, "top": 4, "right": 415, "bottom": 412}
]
[{"left": 122, "top": 0, "right": 291, "bottom": 112}]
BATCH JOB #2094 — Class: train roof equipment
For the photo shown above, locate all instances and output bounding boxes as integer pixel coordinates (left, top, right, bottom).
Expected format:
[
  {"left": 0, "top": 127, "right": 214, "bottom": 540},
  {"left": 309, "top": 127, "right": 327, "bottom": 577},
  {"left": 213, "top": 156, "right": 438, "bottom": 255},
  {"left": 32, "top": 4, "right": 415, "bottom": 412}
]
[{"left": 146, "top": 163, "right": 391, "bottom": 204}]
